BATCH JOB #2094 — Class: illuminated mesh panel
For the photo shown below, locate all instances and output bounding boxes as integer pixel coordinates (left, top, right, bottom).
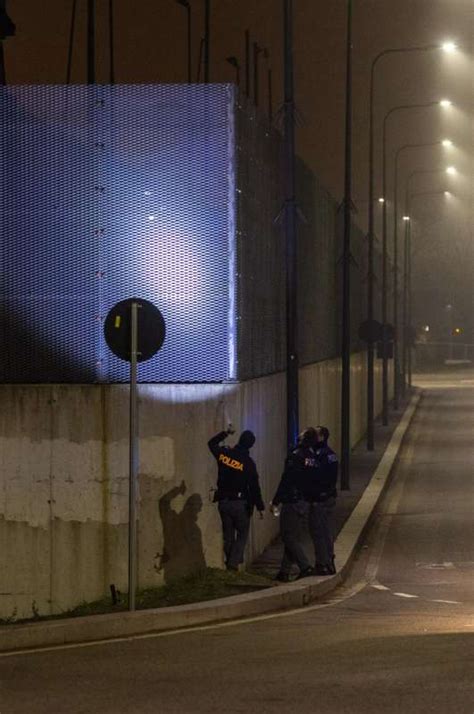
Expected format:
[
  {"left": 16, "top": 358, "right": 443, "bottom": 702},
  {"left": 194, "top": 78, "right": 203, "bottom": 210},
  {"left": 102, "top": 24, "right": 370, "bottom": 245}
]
[
  {"left": 0, "top": 84, "right": 236, "bottom": 383},
  {"left": 98, "top": 84, "right": 235, "bottom": 382},
  {"left": 235, "top": 98, "right": 286, "bottom": 380},
  {"left": 0, "top": 86, "right": 99, "bottom": 382}
]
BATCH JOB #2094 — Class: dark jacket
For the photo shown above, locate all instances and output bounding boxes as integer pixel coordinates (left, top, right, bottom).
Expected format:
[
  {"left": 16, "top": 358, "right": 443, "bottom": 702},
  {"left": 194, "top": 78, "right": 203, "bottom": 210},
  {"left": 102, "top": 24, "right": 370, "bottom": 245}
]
[
  {"left": 272, "top": 443, "right": 338, "bottom": 505},
  {"left": 271, "top": 445, "right": 319, "bottom": 506},
  {"left": 307, "top": 443, "right": 338, "bottom": 502},
  {"left": 208, "top": 431, "right": 265, "bottom": 512}
]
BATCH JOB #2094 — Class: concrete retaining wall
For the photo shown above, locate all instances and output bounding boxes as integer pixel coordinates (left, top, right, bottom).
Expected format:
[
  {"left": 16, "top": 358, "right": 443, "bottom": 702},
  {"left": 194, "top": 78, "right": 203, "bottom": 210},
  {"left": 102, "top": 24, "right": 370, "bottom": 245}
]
[{"left": 0, "top": 351, "right": 391, "bottom": 620}]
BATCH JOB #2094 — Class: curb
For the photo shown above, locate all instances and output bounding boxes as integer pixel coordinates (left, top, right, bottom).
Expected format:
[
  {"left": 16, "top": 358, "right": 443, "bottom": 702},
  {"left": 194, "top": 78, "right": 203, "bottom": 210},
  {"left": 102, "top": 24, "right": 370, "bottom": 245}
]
[{"left": 0, "top": 392, "right": 421, "bottom": 654}]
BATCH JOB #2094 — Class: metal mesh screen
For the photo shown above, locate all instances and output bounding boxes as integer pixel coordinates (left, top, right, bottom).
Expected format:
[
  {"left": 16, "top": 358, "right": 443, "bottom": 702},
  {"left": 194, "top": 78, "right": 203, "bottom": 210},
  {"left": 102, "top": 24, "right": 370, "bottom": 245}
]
[
  {"left": 1, "top": 84, "right": 381, "bottom": 385},
  {"left": 1, "top": 84, "right": 236, "bottom": 383},
  {"left": 235, "top": 99, "right": 286, "bottom": 380}
]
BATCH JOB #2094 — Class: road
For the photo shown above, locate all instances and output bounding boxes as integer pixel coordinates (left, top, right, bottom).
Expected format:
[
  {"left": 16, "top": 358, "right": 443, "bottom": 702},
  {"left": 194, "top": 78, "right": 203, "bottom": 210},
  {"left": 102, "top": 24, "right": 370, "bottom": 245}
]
[{"left": 1, "top": 373, "right": 473, "bottom": 713}]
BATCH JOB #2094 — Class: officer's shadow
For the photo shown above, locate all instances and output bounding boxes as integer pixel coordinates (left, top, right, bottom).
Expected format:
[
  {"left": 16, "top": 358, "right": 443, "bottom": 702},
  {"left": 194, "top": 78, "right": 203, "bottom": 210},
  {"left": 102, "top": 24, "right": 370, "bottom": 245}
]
[{"left": 156, "top": 480, "right": 206, "bottom": 583}]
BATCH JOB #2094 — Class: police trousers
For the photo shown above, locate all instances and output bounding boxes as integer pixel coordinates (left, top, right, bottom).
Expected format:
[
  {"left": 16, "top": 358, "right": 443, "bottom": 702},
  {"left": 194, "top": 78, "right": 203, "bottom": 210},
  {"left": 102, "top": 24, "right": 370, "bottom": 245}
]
[
  {"left": 218, "top": 499, "right": 250, "bottom": 569},
  {"left": 279, "top": 501, "right": 311, "bottom": 575},
  {"left": 308, "top": 498, "right": 336, "bottom": 567}
]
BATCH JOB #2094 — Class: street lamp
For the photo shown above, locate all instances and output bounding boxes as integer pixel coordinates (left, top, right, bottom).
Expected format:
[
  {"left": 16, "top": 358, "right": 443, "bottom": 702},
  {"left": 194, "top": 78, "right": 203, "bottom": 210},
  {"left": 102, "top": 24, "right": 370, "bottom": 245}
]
[
  {"left": 402, "top": 172, "right": 454, "bottom": 391},
  {"left": 366, "top": 41, "right": 456, "bottom": 449},
  {"left": 176, "top": 0, "right": 192, "bottom": 83},
  {"left": 392, "top": 139, "right": 452, "bottom": 407},
  {"left": 380, "top": 100, "right": 450, "bottom": 424}
]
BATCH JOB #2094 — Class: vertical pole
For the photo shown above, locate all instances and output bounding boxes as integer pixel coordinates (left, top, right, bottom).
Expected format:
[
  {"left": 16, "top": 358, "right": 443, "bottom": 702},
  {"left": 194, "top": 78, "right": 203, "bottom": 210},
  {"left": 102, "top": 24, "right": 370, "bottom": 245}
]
[
  {"left": 283, "top": 0, "right": 299, "bottom": 450},
  {"left": 268, "top": 67, "right": 273, "bottom": 123},
  {"left": 109, "top": 0, "right": 115, "bottom": 84},
  {"left": 128, "top": 301, "right": 139, "bottom": 611},
  {"left": 407, "top": 220, "right": 412, "bottom": 388},
  {"left": 340, "top": 0, "right": 352, "bottom": 491},
  {"left": 392, "top": 152, "right": 400, "bottom": 409},
  {"left": 0, "top": 42, "right": 5, "bottom": 86},
  {"left": 366, "top": 60, "right": 376, "bottom": 450},
  {"left": 245, "top": 29, "right": 250, "bottom": 97},
  {"left": 381, "top": 115, "right": 389, "bottom": 425},
  {"left": 401, "top": 213, "right": 409, "bottom": 397},
  {"left": 253, "top": 42, "right": 260, "bottom": 106},
  {"left": 204, "top": 0, "right": 210, "bottom": 83},
  {"left": 66, "top": 0, "right": 77, "bottom": 84},
  {"left": 187, "top": 3, "right": 192, "bottom": 83},
  {"left": 87, "top": 0, "right": 95, "bottom": 84}
]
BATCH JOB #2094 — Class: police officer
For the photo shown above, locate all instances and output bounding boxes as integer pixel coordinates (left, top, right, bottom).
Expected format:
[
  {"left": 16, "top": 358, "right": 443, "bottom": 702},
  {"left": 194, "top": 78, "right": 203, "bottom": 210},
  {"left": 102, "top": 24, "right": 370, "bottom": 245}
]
[
  {"left": 208, "top": 428, "right": 265, "bottom": 571},
  {"left": 270, "top": 427, "right": 318, "bottom": 582},
  {"left": 307, "top": 425, "right": 338, "bottom": 575}
]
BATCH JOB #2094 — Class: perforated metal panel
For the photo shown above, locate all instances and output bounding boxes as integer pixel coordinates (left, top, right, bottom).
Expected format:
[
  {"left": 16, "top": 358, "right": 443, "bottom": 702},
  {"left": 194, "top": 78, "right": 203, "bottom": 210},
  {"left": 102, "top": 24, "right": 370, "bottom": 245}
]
[{"left": 0, "top": 84, "right": 236, "bottom": 383}]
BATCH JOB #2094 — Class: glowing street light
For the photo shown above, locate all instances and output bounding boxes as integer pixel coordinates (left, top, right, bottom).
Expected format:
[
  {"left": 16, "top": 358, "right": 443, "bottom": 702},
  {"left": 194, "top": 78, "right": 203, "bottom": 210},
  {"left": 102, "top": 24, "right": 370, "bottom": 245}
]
[
  {"left": 439, "top": 99, "right": 452, "bottom": 107},
  {"left": 442, "top": 139, "right": 453, "bottom": 147},
  {"left": 441, "top": 42, "right": 457, "bottom": 53},
  {"left": 403, "top": 215, "right": 410, "bottom": 221},
  {"left": 378, "top": 197, "right": 385, "bottom": 203},
  {"left": 446, "top": 166, "right": 457, "bottom": 175}
]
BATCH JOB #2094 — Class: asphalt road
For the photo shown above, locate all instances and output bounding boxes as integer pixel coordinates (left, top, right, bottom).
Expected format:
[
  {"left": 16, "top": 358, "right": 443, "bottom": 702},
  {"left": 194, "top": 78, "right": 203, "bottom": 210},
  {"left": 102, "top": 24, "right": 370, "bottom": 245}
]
[{"left": 1, "top": 374, "right": 473, "bottom": 713}]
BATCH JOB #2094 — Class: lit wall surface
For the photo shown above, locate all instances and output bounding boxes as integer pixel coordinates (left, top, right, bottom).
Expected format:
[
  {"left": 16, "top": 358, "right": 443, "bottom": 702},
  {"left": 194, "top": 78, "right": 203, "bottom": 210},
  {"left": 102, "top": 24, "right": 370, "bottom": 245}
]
[{"left": 0, "top": 84, "right": 237, "bottom": 382}]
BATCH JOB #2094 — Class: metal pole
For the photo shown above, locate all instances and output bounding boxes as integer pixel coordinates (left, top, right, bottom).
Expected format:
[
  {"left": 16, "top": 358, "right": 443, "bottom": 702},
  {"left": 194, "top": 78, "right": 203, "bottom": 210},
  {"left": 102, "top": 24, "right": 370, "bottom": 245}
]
[
  {"left": 128, "top": 301, "right": 139, "bottom": 611},
  {"left": 407, "top": 220, "right": 412, "bottom": 388},
  {"left": 187, "top": 2, "right": 192, "bottom": 83},
  {"left": 401, "top": 212, "right": 409, "bottom": 397},
  {"left": 340, "top": 0, "right": 352, "bottom": 491},
  {"left": 253, "top": 42, "right": 261, "bottom": 106},
  {"left": 268, "top": 67, "right": 273, "bottom": 123},
  {"left": 381, "top": 115, "right": 389, "bottom": 426},
  {"left": 66, "top": 0, "right": 77, "bottom": 84},
  {"left": 109, "top": 0, "right": 115, "bottom": 84},
  {"left": 245, "top": 29, "right": 250, "bottom": 97},
  {"left": 367, "top": 57, "right": 376, "bottom": 450},
  {"left": 393, "top": 152, "right": 401, "bottom": 408},
  {"left": 204, "top": 0, "right": 210, "bottom": 83},
  {"left": 283, "top": 0, "right": 299, "bottom": 450},
  {"left": 87, "top": 0, "right": 95, "bottom": 84}
]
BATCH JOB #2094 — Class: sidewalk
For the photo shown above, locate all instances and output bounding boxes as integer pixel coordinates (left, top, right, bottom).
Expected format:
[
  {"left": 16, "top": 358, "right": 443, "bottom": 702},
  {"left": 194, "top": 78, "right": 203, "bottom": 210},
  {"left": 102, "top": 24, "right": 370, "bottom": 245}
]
[{"left": 0, "top": 392, "right": 421, "bottom": 654}]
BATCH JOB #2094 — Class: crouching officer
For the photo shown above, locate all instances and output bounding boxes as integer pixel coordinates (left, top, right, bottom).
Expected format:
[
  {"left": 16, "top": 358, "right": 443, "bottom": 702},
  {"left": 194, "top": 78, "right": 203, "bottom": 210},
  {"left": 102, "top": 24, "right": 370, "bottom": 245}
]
[
  {"left": 208, "top": 428, "right": 265, "bottom": 571},
  {"left": 307, "top": 426, "right": 338, "bottom": 575},
  {"left": 270, "top": 427, "right": 318, "bottom": 582}
]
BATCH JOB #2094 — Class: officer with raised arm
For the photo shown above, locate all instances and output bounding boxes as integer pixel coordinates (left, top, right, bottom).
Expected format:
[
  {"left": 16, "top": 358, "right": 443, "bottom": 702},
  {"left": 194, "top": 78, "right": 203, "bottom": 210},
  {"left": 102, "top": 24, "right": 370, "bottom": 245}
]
[{"left": 208, "top": 427, "right": 265, "bottom": 571}]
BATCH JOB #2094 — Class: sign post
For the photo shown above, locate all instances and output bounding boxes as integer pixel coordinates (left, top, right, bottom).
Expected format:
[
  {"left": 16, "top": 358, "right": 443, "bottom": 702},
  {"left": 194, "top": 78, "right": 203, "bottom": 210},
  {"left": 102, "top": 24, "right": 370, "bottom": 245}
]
[{"left": 104, "top": 298, "right": 166, "bottom": 611}]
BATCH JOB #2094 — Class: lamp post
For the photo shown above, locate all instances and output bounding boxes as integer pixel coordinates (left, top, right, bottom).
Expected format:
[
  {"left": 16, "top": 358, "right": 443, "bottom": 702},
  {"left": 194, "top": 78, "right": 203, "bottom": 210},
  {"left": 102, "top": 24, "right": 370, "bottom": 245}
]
[
  {"left": 204, "top": 0, "right": 210, "bottom": 83},
  {"left": 176, "top": 0, "right": 192, "bottom": 83},
  {"left": 381, "top": 100, "right": 449, "bottom": 424},
  {"left": 392, "top": 137, "right": 453, "bottom": 407},
  {"left": 402, "top": 168, "right": 455, "bottom": 390},
  {"left": 340, "top": 0, "right": 352, "bottom": 491},
  {"left": 366, "top": 41, "right": 455, "bottom": 450},
  {"left": 283, "top": 0, "right": 298, "bottom": 449},
  {"left": 253, "top": 41, "right": 263, "bottom": 106}
]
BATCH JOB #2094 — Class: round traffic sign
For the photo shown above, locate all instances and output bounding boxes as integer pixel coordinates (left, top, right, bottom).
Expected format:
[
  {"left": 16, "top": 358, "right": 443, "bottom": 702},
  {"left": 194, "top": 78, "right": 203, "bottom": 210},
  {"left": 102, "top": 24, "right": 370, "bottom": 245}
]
[{"left": 104, "top": 298, "right": 166, "bottom": 363}]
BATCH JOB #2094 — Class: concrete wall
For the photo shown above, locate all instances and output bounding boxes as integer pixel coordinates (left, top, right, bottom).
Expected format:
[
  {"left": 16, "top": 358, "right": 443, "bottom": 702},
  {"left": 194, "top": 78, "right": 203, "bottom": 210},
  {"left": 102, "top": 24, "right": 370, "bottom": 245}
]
[{"left": 0, "top": 352, "right": 392, "bottom": 620}]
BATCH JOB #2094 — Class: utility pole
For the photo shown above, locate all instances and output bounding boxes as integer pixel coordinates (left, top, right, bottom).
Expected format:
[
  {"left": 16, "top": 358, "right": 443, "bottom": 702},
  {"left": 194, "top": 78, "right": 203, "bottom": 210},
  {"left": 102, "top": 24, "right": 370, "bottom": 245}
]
[
  {"left": 87, "top": 0, "right": 95, "bottom": 84},
  {"left": 283, "top": 0, "right": 299, "bottom": 450},
  {"left": 340, "top": 0, "right": 352, "bottom": 490}
]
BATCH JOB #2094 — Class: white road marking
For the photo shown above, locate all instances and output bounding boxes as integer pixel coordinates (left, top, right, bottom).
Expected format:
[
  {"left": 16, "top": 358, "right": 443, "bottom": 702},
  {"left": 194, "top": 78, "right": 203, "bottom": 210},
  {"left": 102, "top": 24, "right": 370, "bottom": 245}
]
[
  {"left": 371, "top": 583, "right": 390, "bottom": 591},
  {"left": 431, "top": 599, "right": 461, "bottom": 605},
  {"left": 393, "top": 592, "right": 419, "bottom": 599}
]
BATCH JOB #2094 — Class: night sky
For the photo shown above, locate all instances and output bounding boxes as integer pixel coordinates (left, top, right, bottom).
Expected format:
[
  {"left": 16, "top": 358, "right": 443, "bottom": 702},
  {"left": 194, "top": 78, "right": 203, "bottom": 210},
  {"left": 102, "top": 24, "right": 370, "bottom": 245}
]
[{"left": 3, "top": 0, "right": 474, "bottom": 338}]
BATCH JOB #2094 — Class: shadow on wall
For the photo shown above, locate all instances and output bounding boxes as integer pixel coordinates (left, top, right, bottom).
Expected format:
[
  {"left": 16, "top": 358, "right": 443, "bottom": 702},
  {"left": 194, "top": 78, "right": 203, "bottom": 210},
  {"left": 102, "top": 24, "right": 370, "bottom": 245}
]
[{"left": 157, "top": 480, "right": 206, "bottom": 583}]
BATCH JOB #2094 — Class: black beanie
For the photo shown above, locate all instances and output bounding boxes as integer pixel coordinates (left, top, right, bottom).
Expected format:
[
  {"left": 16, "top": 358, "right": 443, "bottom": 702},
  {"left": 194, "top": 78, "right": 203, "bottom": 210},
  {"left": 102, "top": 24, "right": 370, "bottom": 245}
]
[{"left": 238, "top": 430, "right": 256, "bottom": 449}]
